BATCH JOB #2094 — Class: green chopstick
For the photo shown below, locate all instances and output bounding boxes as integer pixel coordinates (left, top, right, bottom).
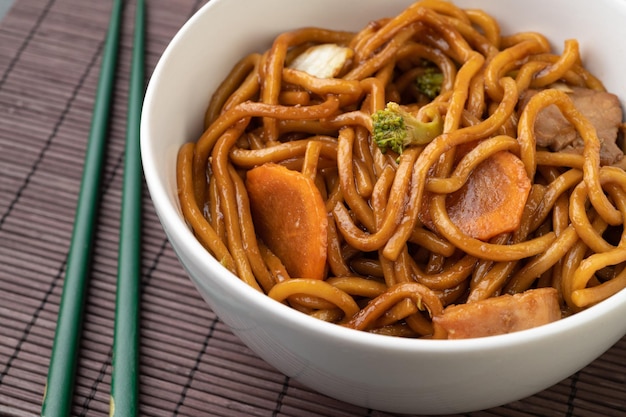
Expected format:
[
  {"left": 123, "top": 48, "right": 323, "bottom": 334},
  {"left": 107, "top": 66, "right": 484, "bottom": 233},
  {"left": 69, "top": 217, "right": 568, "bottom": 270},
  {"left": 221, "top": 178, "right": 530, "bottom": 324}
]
[
  {"left": 110, "top": 0, "right": 145, "bottom": 415},
  {"left": 41, "top": 1, "right": 124, "bottom": 416}
]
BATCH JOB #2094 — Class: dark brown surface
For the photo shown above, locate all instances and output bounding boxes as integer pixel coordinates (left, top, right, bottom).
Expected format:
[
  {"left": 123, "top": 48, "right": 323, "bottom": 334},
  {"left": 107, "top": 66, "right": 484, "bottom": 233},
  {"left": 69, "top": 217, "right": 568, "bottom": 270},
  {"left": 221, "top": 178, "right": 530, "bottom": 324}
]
[{"left": 0, "top": 1, "right": 624, "bottom": 416}]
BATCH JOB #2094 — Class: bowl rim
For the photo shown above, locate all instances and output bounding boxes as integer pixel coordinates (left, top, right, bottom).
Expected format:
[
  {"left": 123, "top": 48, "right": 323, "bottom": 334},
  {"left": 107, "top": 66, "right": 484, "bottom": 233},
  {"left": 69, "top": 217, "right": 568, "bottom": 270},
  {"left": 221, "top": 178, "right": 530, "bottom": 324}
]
[{"left": 140, "top": 0, "right": 626, "bottom": 354}]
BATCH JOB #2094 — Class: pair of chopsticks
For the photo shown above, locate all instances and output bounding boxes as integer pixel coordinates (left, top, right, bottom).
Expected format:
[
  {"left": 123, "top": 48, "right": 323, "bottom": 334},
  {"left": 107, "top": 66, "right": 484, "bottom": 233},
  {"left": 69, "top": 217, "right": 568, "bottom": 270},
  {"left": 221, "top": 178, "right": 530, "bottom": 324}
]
[{"left": 41, "top": 0, "right": 145, "bottom": 416}]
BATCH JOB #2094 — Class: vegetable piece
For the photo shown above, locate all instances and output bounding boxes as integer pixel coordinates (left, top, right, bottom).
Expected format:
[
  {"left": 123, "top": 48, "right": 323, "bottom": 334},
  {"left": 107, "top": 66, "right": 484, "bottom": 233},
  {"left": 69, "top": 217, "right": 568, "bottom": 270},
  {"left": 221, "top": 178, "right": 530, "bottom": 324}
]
[
  {"left": 420, "top": 151, "right": 531, "bottom": 241},
  {"left": 288, "top": 43, "right": 354, "bottom": 79},
  {"left": 371, "top": 102, "right": 443, "bottom": 154},
  {"left": 246, "top": 163, "right": 328, "bottom": 280},
  {"left": 416, "top": 67, "right": 444, "bottom": 99},
  {"left": 433, "top": 287, "right": 562, "bottom": 339}
]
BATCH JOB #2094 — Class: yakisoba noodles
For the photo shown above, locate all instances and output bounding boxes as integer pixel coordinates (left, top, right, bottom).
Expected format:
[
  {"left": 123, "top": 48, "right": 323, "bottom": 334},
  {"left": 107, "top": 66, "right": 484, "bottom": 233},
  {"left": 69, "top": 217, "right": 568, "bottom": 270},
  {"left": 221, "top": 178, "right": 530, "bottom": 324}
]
[{"left": 176, "top": 0, "right": 626, "bottom": 339}]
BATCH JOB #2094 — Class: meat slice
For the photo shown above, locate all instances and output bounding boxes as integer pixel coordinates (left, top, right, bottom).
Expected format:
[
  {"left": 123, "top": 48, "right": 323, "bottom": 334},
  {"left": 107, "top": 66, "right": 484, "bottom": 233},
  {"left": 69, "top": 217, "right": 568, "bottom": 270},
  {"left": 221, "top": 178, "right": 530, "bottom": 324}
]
[
  {"left": 433, "top": 287, "right": 561, "bottom": 339},
  {"left": 519, "top": 87, "right": 624, "bottom": 165}
]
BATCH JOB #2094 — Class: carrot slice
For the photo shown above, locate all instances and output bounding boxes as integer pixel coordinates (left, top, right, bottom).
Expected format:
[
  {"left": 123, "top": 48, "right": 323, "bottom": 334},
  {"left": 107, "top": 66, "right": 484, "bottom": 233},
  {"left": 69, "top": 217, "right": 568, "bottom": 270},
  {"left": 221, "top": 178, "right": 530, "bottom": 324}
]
[
  {"left": 246, "top": 163, "right": 328, "bottom": 279},
  {"left": 420, "top": 151, "right": 531, "bottom": 240}
]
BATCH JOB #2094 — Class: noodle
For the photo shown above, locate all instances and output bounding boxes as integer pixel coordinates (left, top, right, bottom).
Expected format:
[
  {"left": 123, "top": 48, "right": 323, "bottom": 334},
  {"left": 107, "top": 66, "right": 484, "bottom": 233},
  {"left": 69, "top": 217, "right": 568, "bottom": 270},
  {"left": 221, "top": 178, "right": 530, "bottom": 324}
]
[{"left": 176, "top": 0, "right": 626, "bottom": 339}]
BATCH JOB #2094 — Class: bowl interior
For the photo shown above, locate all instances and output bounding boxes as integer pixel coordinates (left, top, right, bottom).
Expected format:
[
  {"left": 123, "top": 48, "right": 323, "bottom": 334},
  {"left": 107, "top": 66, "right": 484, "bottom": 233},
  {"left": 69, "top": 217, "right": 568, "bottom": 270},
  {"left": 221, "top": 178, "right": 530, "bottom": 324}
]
[{"left": 141, "top": 0, "right": 626, "bottom": 339}]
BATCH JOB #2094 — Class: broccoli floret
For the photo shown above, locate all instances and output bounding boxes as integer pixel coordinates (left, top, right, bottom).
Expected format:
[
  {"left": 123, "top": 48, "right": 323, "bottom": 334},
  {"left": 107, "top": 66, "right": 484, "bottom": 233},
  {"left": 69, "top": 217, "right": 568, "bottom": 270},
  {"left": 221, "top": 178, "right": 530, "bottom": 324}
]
[
  {"left": 371, "top": 102, "right": 443, "bottom": 154},
  {"left": 416, "top": 67, "right": 444, "bottom": 99}
]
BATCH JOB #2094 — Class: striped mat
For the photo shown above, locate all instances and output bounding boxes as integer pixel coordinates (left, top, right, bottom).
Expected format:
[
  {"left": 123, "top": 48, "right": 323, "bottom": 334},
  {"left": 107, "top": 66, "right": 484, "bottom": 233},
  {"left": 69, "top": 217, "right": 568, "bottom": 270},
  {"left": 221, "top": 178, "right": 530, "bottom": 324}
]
[{"left": 0, "top": 1, "right": 624, "bottom": 416}]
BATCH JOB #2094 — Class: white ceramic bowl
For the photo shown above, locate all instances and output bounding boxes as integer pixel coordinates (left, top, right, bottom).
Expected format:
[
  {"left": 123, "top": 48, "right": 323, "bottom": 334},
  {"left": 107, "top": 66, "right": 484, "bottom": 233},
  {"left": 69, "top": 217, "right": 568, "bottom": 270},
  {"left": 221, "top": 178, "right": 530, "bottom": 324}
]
[{"left": 141, "top": 0, "right": 626, "bottom": 414}]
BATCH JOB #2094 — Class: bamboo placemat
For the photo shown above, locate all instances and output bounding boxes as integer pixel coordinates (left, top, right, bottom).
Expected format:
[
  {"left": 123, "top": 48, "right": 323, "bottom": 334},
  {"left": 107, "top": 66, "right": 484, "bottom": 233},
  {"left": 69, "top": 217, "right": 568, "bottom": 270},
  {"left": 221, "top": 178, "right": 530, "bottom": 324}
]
[{"left": 0, "top": 1, "right": 624, "bottom": 416}]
